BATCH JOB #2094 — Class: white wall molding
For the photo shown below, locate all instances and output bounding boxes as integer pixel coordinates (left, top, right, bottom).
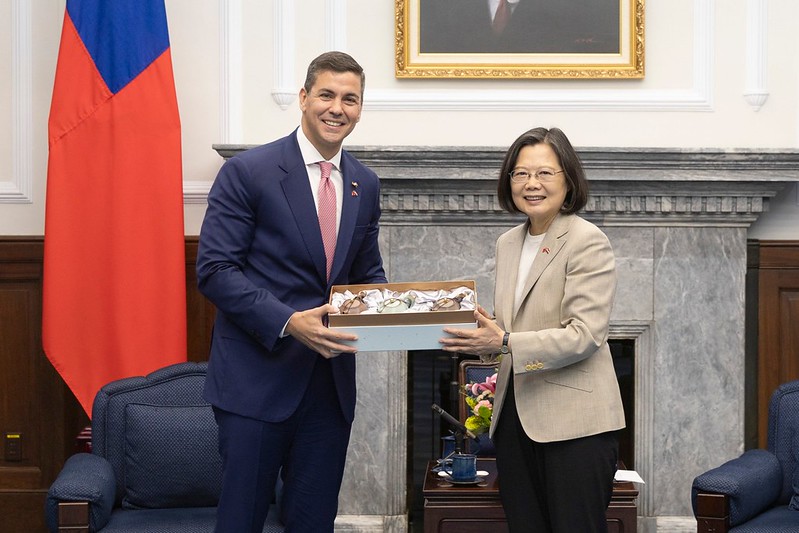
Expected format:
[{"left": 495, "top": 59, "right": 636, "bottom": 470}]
[
  {"left": 183, "top": 0, "right": 242, "bottom": 204},
  {"left": 219, "top": 0, "right": 242, "bottom": 143},
  {"left": 271, "top": 0, "right": 296, "bottom": 109},
  {"left": 183, "top": 180, "right": 212, "bottom": 204},
  {"left": 366, "top": 0, "right": 714, "bottom": 112},
  {"left": 743, "top": 0, "right": 768, "bottom": 110},
  {"left": 2, "top": 0, "right": 33, "bottom": 204},
  {"left": 364, "top": 86, "right": 712, "bottom": 112},
  {"left": 326, "top": 0, "right": 347, "bottom": 52}
]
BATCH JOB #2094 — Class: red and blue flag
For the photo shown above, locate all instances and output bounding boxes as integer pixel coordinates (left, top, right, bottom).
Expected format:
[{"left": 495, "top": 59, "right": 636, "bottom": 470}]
[{"left": 43, "top": 0, "right": 187, "bottom": 416}]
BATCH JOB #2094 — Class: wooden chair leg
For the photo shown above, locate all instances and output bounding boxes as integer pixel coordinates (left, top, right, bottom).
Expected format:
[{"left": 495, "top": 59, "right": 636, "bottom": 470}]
[{"left": 58, "top": 501, "right": 89, "bottom": 532}]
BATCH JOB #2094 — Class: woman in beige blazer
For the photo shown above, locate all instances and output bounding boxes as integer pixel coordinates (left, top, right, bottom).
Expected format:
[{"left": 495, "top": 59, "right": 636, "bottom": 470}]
[{"left": 442, "top": 127, "right": 625, "bottom": 532}]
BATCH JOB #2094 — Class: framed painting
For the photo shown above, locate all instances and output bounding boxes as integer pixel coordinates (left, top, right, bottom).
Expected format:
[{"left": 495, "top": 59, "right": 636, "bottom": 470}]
[{"left": 395, "top": 0, "right": 644, "bottom": 79}]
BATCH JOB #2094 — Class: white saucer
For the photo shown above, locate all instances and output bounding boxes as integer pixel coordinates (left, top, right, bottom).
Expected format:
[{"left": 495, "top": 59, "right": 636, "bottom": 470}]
[
  {"left": 439, "top": 474, "right": 486, "bottom": 485},
  {"left": 438, "top": 470, "right": 489, "bottom": 478}
]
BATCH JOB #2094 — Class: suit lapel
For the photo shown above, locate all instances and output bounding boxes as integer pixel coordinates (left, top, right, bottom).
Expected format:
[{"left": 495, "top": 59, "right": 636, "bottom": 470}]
[
  {"left": 330, "top": 152, "right": 362, "bottom": 283},
  {"left": 513, "top": 214, "right": 573, "bottom": 320},
  {"left": 279, "top": 139, "right": 365, "bottom": 287},
  {"left": 497, "top": 224, "right": 526, "bottom": 327},
  {"left": 279, "top": 136, "right": 327, "bottom": 283}
]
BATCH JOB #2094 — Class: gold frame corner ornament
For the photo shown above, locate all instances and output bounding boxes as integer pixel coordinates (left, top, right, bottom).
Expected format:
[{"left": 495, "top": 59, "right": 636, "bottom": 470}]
[{"left": 395, "top": 0, "right": 645, "bottom": 79}]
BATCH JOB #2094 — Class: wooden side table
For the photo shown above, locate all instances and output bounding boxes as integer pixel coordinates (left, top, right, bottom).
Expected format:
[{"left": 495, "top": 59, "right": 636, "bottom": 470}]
[{"left": 423, "top": 458, "right": 638, "bottom": 533}]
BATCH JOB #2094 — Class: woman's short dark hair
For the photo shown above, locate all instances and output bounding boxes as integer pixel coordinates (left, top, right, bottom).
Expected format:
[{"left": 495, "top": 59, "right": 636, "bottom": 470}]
[
  {"left": 496, "top": 127, "right": 588, "bottom": 215},
  {"left": 304, "top": 51, "right": 366, "bottom": 96}
]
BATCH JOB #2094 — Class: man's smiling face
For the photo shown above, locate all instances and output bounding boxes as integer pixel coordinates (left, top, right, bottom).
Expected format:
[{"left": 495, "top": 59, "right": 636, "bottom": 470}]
[{"left": 299, "top": 70, "right": 363, "bottom": 160}]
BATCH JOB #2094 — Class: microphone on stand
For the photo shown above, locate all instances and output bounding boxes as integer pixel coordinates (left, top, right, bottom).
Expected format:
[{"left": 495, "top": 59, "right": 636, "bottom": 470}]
[{"left": 431, "top": 403, "right": 477, "bottom": 440}]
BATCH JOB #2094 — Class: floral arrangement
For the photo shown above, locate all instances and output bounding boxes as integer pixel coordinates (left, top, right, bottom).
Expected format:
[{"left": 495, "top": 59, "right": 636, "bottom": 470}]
[{"left": 462, "top": 372, "right": 497, "bottom": 435}]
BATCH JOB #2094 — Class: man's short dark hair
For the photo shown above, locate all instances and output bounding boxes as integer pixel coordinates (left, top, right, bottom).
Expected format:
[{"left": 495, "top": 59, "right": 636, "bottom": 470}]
[{"left": 304, "top": 51, "right": 365, "bottom": 95}]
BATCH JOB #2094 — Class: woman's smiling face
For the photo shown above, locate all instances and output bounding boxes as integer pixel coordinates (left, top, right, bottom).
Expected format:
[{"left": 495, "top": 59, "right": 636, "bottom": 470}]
[{"left": 510, "top": 143, "right": 568, "bottom": 235}]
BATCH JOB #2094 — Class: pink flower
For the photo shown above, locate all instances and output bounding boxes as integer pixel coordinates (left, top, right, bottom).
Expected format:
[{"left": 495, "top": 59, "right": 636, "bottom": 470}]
[
  {"left": 473, "top": 399, "right": 492, "bottom": 416},
  {"left": 462, "top": 371, "right": 498, "bottom": 435},
  {"left": 469, "top": 373, "right": 497, "bottom": 396}
]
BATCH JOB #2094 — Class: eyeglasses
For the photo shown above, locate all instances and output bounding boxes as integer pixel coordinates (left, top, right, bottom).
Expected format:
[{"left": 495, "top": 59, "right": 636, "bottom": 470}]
[{"left": 509, "top": 168, "right": 564, "bottom": 183}]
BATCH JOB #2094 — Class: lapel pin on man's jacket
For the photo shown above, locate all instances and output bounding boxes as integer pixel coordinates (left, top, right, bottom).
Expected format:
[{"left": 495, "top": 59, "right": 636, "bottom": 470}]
[
  {"left": 542, "top": 247, "right": 550, "bottom": 254},
  {"left": 351, "top": 181, "right": 359, "bottom": 196}
]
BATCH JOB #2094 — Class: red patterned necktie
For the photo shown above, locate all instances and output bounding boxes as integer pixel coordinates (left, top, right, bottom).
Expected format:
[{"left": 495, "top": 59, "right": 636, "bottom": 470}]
[
  {"left": 317, "top": 161, "right": 336, "bottom": 281},
  {"left": 492, "top": 0, "right": 509, "bottom": 34}
]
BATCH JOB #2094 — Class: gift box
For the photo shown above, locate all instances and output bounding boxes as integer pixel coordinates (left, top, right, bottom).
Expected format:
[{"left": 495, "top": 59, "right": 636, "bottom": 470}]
[{"left": 328, "top": 280, "right": 478, "bottom": 352}]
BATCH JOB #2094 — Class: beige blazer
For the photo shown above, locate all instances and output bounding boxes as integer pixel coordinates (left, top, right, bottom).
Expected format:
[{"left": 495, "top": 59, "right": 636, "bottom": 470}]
[{"left": 489, "top": 213, "right": 625, "bottom": 443}]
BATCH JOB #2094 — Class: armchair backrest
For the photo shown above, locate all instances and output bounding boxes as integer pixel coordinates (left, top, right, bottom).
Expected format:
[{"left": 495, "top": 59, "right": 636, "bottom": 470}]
[
  {"left": 766, "top": 379, "right": 799, "bottom": 504},
  {"left": 458, "top": 360, "right": 498, "bottom": 424},
  {"left": 90, "top": 361, "right": 221, "bottom": 509}
]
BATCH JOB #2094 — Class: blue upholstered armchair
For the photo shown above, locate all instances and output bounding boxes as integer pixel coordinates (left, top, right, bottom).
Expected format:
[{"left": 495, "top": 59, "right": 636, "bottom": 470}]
[
  {"left": 458, "top": 359, "right": 498, "bottom": 456},
  {"left": 691, "top": 379, "right": 799, "bottom": 532},
  {"left": 45, "top": 361, "right": 283, "bottom": 532}
]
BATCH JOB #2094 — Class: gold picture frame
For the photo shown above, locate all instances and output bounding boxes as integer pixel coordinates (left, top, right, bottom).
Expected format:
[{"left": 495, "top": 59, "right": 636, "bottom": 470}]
[{"left": 395, "top": 0, "right": 645, "bottom": 79}]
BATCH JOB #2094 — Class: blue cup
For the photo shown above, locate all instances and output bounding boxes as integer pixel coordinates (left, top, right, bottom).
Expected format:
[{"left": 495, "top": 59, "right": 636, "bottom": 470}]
[
  {"left": 441, "top": 435, "right": 455, "bottom": 461},
  {"left": 445, "top": 453, "right": 477, "bottom": 482}
]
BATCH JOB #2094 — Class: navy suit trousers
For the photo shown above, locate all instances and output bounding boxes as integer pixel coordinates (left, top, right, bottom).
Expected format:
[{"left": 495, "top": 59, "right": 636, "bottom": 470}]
[{"left": 213, "top": 357, "right": 352, "bottom": 533}]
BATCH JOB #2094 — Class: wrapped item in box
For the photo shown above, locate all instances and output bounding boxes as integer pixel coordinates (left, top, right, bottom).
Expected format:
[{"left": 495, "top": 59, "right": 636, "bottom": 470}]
[{"left": 328, "top": 280, "right": 478, "bottom": 352}]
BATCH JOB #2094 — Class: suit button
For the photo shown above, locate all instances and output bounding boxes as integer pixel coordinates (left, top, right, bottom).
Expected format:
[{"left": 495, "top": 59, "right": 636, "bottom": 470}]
[{"left": 525, "top": 363, "right": 533, "bottom": 371}]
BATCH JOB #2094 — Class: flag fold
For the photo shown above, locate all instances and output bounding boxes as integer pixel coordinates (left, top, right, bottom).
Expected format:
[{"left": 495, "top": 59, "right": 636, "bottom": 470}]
[{"left": 44, "top": 0, "right": 187, "bottom": 416}]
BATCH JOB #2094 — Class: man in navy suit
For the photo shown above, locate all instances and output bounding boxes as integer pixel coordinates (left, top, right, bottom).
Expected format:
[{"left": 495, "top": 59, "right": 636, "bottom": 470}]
[{"left": 197, "top": 51, "right": 386, "bottom": 532}]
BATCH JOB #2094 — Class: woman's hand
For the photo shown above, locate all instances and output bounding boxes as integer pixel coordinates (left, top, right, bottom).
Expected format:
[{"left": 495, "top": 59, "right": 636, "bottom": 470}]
[{"left": 439, "top": 305, "right": 505, "bottom": 356}]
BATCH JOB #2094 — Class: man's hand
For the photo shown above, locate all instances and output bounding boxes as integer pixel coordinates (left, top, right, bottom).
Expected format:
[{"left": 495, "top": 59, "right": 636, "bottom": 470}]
[{"left": 285, "top": 304, "right": 358, "bottom": 358}]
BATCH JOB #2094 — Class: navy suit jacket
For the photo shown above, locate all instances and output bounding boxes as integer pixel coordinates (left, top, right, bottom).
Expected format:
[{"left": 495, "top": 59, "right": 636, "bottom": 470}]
[{"left": 197, "top": 130, "right": 386, "bottom": 424}]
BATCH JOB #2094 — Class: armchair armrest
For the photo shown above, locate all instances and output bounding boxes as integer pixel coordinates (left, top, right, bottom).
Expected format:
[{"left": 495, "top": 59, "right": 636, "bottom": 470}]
[
  {"left": 691, "top": 449, "right": 782, "bottom": 530},
  {"left": 45, "top": 453, "right": 116, "bottom": 532},
  {"left": 694, "top": 492, "right": 730, "bottom": 533}
]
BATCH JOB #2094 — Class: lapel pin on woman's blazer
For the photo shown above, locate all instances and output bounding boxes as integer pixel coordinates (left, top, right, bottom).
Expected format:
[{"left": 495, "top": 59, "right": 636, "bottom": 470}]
[{"left": 542, "top": 247, "right": 550, "bottom": 254}]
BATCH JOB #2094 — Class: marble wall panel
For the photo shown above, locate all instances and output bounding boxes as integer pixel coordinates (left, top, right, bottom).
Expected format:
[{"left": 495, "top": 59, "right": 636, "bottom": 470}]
[
  {"left": 651, "top": 227, "right": 746, "bottom": 516},
  {"left": 383, "top": 225, "right": 513, "bottom": 313},
  {"left": 340, "top": 350, "right": 394, "bottom": 515},
  {"left": 606, "top": 227, "right": 655, "bottom": 322},
  {"left": 335, "top": 222, "right": 751, "bottom": 530}
]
